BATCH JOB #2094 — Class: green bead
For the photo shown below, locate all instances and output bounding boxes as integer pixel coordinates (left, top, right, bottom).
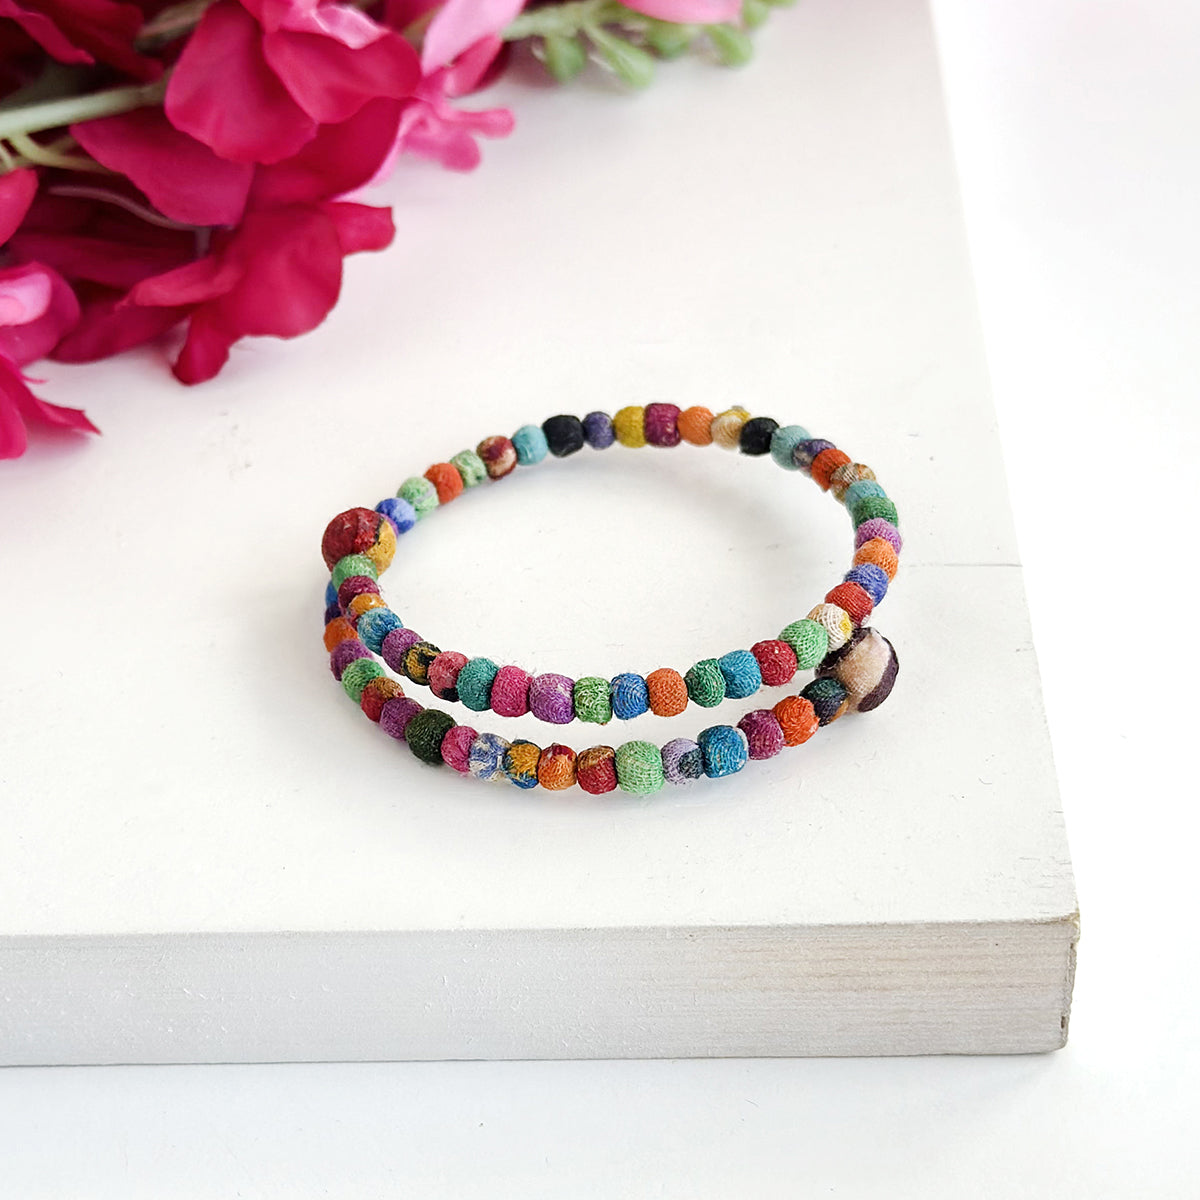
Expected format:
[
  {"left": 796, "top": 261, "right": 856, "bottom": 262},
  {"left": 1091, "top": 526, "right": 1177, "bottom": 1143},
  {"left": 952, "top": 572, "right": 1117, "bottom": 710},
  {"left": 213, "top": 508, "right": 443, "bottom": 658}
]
[
  {"left": 451, "top": 450, "right": 487, "bottom": 488},
  {"left": 405, "top": 708, "right": 454, "bottom": 764},
  {"left": 615, "top": 741, "right": 665, "bottom": 795},
  {"left": 331, "top": 553, "right": 378, "bottom": 589},
  {"left": 685, "top": 659, "right": 726, "bottom": 707},
  {"left": 340, "top": 657, "right": 383, "bottom": 702},
  {"left": 574, "top": 676, "right": 613, "bottom": 724},
  {"left": 457, "top": 657, "right": 498, "bottom": 712},
  {"left": 850, "top": 495, "right": 899, "bottom": 528},
  {"left": 779, "top": 619, "right": 829, "bottom": 670},
  {"left": 398, "top": 475, "right": 438, "bottom": 519}
]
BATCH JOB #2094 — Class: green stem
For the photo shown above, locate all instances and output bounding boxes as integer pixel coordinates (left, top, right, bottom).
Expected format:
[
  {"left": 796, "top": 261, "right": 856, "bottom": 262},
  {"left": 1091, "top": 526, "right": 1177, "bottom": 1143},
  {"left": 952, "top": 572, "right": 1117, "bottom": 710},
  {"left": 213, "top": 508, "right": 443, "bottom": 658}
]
[
  {"left": 504, "top": 0, "right": 636, "bottom": 41},
  {"left": 0, "top": 77, "right": 167, "bottom": 142},
  {"left": 5, "top": 132, "right": 111, "bottom": 173}
]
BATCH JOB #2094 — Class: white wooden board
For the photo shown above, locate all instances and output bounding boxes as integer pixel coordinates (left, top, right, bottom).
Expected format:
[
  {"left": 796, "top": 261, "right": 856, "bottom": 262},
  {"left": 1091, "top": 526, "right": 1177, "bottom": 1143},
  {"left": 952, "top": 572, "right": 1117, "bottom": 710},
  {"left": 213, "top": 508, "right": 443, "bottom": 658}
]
[{"left": 0, "top": 0, "right": 1076, "bottom": 1062}]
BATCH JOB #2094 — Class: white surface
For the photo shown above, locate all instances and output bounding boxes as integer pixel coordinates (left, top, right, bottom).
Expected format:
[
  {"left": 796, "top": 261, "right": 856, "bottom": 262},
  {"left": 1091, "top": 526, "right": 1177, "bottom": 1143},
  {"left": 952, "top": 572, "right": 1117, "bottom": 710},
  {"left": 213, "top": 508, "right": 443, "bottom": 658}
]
[{"left": 0, "top": 0, "right": 1196, "bottom": 1192}]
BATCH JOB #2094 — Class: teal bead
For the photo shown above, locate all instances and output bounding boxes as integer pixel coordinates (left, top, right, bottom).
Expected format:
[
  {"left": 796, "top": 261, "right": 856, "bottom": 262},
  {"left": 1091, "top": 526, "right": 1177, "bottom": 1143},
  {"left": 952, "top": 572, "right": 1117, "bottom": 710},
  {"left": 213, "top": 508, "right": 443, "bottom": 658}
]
[
  {"left": 512, "top": 424, "right": 549, "bottom": 465},
  {"left": 769, "top": 425, "right": 810, "bottom": 470},
  {"left": 457, "top": 657, "right": 499, "bottom": 711},
  {"left": 843, "top": 480, "right": 887, "bottom": 509}
]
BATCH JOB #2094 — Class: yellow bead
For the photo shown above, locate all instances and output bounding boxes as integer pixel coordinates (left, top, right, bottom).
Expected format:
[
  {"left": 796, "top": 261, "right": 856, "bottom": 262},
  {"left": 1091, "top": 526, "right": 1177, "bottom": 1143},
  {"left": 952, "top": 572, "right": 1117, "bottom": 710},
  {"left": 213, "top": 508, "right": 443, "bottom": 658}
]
[{"left": 613, "top": 406, "right": 647, "bottom": 447}]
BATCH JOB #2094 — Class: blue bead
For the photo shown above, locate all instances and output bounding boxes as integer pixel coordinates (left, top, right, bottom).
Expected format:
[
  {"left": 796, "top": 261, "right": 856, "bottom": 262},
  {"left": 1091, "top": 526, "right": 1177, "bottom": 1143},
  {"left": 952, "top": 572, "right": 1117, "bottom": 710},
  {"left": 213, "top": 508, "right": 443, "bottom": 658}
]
[
  {"left": 843, "top": 480, "right": 887, "bottom": 509},
  {"left": 468, "top": 732, "right": 509, "bottom": 781},
  {"left": 582, "top": 411, "right": 616, "bottom": 449},
  {"left": 717, "top": 650, "right": 762, "bottom": 699},
  {"left": 357, "top": 607, "right": 404, "bottom": 653},
  {"left": 376, "top": 496, "right": 416, "bottom": 535},
  {"left": 610, "top": 672, "right": 650, "bottom": 720},
  {"left": 844, "top": 563, "right": 889, "bottom": 605},
  {"left": 769, "top": 424, "right": 810, "bottom": 470},
  {"left": 325, "top": 580, "right": 338, "bottom": 607},
  {"left": 512, "top": 424, "right": 549, "bottom": 466},
  {"left": 697, "top": 725, "right": 749, "bottom": 778}
]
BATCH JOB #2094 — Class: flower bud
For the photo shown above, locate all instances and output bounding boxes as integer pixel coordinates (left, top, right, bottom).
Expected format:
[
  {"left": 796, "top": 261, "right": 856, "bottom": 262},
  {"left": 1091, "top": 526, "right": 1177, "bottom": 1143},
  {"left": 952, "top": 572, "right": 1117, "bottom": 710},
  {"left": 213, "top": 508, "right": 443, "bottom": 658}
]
[
  {"left": 542, "top": 33, "right": 587, "bottom": 81},
  {"left": 707, "top": 23, "right": 753, "bottom": 67},
  {"left": 742, "top": 0, "right": 770, "bottom": 29},
  {"left": 590, "top": 27, "right": 657, "bottom": 88},
  {"left": 644, "top": 20, "right": 699, "bottom": 59}
]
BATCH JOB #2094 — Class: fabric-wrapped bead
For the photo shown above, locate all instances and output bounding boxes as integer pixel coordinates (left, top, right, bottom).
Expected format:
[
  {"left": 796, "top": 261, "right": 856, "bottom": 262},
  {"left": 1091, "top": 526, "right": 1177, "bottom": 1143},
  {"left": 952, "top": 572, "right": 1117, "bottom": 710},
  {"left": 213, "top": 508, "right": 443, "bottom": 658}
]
[
  {"left": 341, "top": 657, "right": 383, "bottom": 702},
  {"left": 581, "top": 411, "right": 615, "bottom": 449},
  {"left": 360, "top": 676, "right": 405, "bottom": 722},
  {"left": 574, "top": 676, "right": 612, "bottom": 724},
  {"left": 854, "top": 518, "right": 902, "bottom": 554},
  {"left": 441, "top": 724, "right": 477, "bottom": 773},
  {"left": 816, "top": 626, "right": 899, "bottom": 712},
  {"left": 697, "top": 725, "right": 749, "bottom": 777},
  {"left": 685, "top": 659, "right": 726, "bottom": 707},
  {"left": 828, "top": 462, "right": 876, "bottom": 502},
  {"left": 778, "top": 619, "right": 829, "bottom": 670},
  {"left": 335, "top": 573, "right": 377, "bottom": 611},
  {"left": 402, "top": 640, "right": 441, "bottom": 686},
  {"left": 644, "top": 403, "right": 682, "bottom": 447},
  {"left": 662, "top": 738, "right": 703, "bottom": 784},
  {"left": 576, "top": 745, "right": 618, "bottom": 794},
  {"left": 406, "top": 708, "right": 454, "bottom": 764},
  {"left": 477, "top": 435, "right": 518, "bottom": 479},
  {"left": 738, "top": 709, "right": 785, "bottom": 759},
  {"left": 456, "top": 657, "right": 499, "bottom": 711},
  {"left": 331, "top": 553, "right": 377, "bottom": 590},
  {"left": 321, "top": 508, "right": 396, "bottom": 572},
  {"left": 381, "top": 627, "right": 420, "bottom": 674},
  {"left": 428, "top": 650, "right": 468, "bottom": 701},
  {"left": 610, "top": 672, "right": 649, "bottom": 720},
  {"left": 375, "top": 496, "right": 417, "bottom": 535},
  {"left": 379, "top": 696, "right": 423, "bottom": 740},
  {"left": 398, "top": 475, "right": 438, "bottom": 519},
  {"left": 751, "top": 639, "right": 797, "bottom": 687},
  {"left": 424, "top": 462, "right": 464, "bottom": 504},
  {"left": 678, "top": 406, "right": 714, "bottom": 445},
  {"left": 825, "top": 581, "right": 874, "bottom": 626},
  {"left": 468, "top": 732, "right": 511, "bottom": 781},
  {"left": 710, "top": 406, "right": 750, "bottom": 449},
  {"left": 801, "top": 676, "right": 850, "bottom": 725},
  {"left": 717, "top": 649, "right": 762, "bottom": 699},
  {"left": 615, "top": 741, "right": 664, "bottom": 795},
  {"left": 491, "top": 665, "right": 531, "bottom": 717},
  {"left": 854, "top": 537, "right": 900, "bottom": 581},
  {"left": 330, "top": 638, "right": 370, "bottom": 679},
  {"left": 613, "top": 405, "right": 646, "bottom": 447},
  {"left": 346, "top": 591, "right": 386, "bottom": 623},
  {"left": 806, "top": 603, "right": 854, "bottom": 651},
  {"left": 769, "top": 424, "right": 810, "bottom": 470},
  {"left": 850, "top": 495, "right": 899, "bottom": 528},
  {"left": 543, "top": 414, "right": 586, "bottom": 457},
  {"left": 646, "top": 668, "right": 689, "bottom": 717},
  {"left": 323, "top": 616, "right": 358, "bottom": 652},
  {"left": 773, "top": 695, "right": 820, "bottom": 745},
  {"left": 844, "top": 563, "right": 889, "bottom": 605},
  {"left": 512, "top": 424, "right": 549, "bottom": 465},
  {"left": 538, "top": 744, "right": 578, "bottom": 790},
  {"left": 792, "top": 438, "right": 834, "bottom": 472},
  {"left": 323, "top": 601, "right": 340, "bottom": 625},
  {"left": 529, "top": 673, "right": 575, "bottom": 724},
  {"left": 450, "top": 450, "right": 487, "bottom": 488},
  {"left": 842, "top": 479, "right": 887, "bottom": 510},
  {"left": 356, "top": 606, "right": 403, "bottom": 653},
  {"left": 739, "top": 416, "right": 778, "bottom": 456},
  {"left": 503, "top": 739, "right": 541, "bottom": 788},
  {"left": 811, "top": 447, "right": 852, "bottom": 491}
]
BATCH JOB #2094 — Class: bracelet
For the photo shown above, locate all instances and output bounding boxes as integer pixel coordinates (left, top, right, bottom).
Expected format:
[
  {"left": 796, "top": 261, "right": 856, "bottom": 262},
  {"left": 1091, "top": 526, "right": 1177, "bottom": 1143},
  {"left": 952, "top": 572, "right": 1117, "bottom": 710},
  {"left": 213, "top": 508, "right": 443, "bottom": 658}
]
[{"left": 320, "top": 405, "right": 900, "bottom": 794}]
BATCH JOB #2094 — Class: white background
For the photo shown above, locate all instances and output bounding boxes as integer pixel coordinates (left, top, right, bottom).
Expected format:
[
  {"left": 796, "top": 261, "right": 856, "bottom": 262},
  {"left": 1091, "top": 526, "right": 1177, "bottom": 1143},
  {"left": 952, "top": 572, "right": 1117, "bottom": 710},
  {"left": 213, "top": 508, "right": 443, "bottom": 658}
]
[{"left": 1, "top": 0, "right": 1197, "bottom": 1194}]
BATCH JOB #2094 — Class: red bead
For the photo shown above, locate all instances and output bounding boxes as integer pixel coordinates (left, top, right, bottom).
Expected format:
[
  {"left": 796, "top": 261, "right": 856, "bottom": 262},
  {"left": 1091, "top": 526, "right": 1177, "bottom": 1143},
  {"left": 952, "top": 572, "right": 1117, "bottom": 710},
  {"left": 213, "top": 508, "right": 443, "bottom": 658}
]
[
  {"left": 750, "top": 639, "right": 798, "bottom": 687},
  {"left": 321, "top": 508, "right": 383, "bottom": 570},
  {"left": 824, "top": 581, "right": 874, "bottom": 626}
]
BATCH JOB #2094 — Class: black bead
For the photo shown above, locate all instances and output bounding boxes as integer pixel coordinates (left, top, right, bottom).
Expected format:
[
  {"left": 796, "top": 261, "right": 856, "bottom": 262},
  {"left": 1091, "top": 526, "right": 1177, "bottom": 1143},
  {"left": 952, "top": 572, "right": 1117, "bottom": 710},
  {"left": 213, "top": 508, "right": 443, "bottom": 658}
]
[
  {"left": 739, "top": 416, "right": 779, "bottom": 456},
  {"left": 542, "top": 414, "right": 586, "bottom": 457}
]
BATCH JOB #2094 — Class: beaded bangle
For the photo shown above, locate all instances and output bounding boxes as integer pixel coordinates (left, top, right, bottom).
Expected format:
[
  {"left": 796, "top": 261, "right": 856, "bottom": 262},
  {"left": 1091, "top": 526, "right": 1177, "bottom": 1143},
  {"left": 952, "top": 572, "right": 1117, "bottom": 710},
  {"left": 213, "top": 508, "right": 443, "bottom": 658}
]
[{"left": 321, "top": 405, "right": 900, "bottom": 794}]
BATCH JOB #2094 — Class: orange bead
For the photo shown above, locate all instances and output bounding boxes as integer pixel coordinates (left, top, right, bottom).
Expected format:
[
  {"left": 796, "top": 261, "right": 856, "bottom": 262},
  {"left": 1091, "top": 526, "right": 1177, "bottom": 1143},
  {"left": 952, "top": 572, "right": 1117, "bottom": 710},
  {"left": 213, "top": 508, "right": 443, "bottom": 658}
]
[
  {"left": 538, "top": 744, "right": 578, "bottom": 791},
  {"left": 323, "top": 617, "right": 358, "bottom": 651},
  {"left": 425, "top": 462, "right": 464, "bottom": 505},
  {"left": 825, "top": 581, "right": 873, "bottom": 626},
  {"left": 854, "top": 537, "right": 899, "bottom": 581},
  {"left": 646, "top": 668, "right": 689, "bottom": 717},
  {"left": 360, "top": 676, "right": 405, "bottom": 722},
  {"left": 811, "top": 447, "right": 852, "bottom": 491},
  {"left": 347, "top": 592, "right": 387, "bottom": 620},
  {"left": 773, "top": 696, "right": 819, "bottom": 746},
  {"left": 678, "top": 406, "right": 715, "bottom": 445}
]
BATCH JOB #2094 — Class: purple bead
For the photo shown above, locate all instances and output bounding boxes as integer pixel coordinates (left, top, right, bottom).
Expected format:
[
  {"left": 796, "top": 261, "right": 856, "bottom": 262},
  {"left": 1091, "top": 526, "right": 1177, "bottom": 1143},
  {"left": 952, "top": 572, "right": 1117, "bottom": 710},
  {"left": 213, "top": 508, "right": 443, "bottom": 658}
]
[
  {"left": 379, "top": 697, "right": 423, "bottom": 740},
  {"left": 737, "top": 710, "right": 786, "bottom": 760},
  {"left": 792, "top": 438, "right": 835, "bottom": 472},
  {"left": 844, "top": 563, "right": 889, "bottom": 605},
  {"left": 644, "top": 403, "right": 682, "bottom": 447},
  {"left": 854, "top": 518, "right": 903, "bottom": 554},
  {"left": 337, "top": 575, "right": 380, "bottom": 613},
  {"left": 529, "top": 673, "right": 575, "bottom": 724},
  {"left": 330, "top": 639, "right": 370, "bottom": 679},
  {"left": 323, "top": 602, "right": 340, "bottom": 625},
  {"left": 381, "top": 627, "right": 421, "bottom": 673},
  {"left": 582, "top": 411, "right": 615, "bottom": 449},
  {"left": 662, "top": 738, "right": 703, "bottom": 785}
]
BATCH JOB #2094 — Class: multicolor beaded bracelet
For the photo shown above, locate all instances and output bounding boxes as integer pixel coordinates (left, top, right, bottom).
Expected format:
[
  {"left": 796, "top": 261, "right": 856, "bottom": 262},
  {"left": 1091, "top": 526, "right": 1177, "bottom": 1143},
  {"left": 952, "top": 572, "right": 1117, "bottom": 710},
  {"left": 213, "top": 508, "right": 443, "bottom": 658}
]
[{"left": 321, "top": 404, "right": 900, "bottom": 795}]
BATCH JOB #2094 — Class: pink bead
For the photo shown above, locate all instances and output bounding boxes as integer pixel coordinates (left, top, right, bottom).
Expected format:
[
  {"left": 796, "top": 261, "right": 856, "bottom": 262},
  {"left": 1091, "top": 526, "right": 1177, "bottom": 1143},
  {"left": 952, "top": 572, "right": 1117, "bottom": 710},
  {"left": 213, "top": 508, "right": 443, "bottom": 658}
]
[
  {"left": 440, "top": 725, "right": 478, "bottom": 773},
  {"left": 491, "top": 665, "right": 531, "bottom": 717},
  {"left": 737, "top": 709, "right": 786, "bottom": 759},
  {"left": 429, "top": 650, "right": 468, "bottom": 700}
]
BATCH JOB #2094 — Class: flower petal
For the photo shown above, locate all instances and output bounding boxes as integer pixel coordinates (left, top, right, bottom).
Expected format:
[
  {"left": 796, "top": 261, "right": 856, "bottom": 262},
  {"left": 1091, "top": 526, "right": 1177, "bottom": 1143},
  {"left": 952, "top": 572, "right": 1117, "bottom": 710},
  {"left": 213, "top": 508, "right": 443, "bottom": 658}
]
[
  {"left": 128, "top": 253, "right": 243, "bottom": 308},
  {"left": 0, "top": 168, "right": 38, "bottom": 245},
  {"left": 172, "top": 310, "right": 237, "bottom": 385},
  {"left": 0, "top": 354, "right": 98, "bottom": 459},
  {"left": 262, "top": 26, "right": 420, "bottom": 124},
  {"left": 0, "top": 264, "right": 51, "bottom": 327},
  {"left": 52, "top": 294, "right": 188, "bottom": 362},
  {"left": 318, "top": 201, "right": 395, "bottom": 254},
  {"left": 72, "top": 109, "right": 254, "bottom": 226},
  {"left": 0, "top": 0, "right": 93, "bottom": 65},
  {"left": 0, "top": 265, "right": 80, "bottom": 365},
  {"left": 8, "top": 230, "right": 194, "bottom": 290},
  {"left": 165, "top": 0, "right": 317, "bottom": 164},
  {"left": 621, "top": 0, "right": 740, "bottom": 20},
  {"left": 420, "top": 0, "right": 524, "bottom": 72}
]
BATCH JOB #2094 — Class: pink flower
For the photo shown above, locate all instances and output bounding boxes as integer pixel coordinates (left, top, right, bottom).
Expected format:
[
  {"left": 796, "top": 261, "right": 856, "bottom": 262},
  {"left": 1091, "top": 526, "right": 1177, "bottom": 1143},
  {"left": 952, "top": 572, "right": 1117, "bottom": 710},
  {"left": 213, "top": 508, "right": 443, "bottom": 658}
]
[
  {"left": 123, "top": 199, "right": 395, "bottom": 383},
  {"left": 0, "top": 170, "right": 93, "bottom": 459},
  {"left": 0, "top": 0, "right": 161, "bottom": 79},
  {"left": 621, "top": 0, "right": 740, "bottom": 20},
  {"left": 165, "top": 0, "right": 422, "bottom": 164}
]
